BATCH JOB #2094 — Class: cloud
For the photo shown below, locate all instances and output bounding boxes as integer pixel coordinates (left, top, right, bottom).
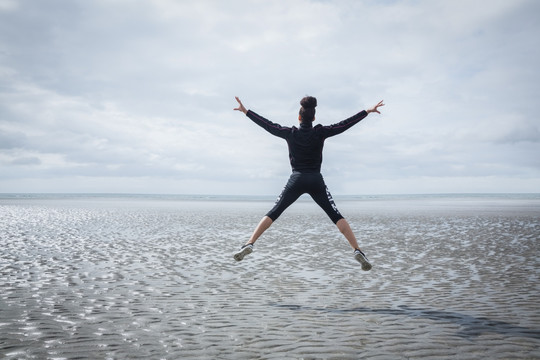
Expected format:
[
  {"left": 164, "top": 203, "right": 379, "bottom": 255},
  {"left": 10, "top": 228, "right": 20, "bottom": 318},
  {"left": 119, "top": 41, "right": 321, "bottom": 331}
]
[{"left": 0, "top": 0, "right": 539, "bottom": 194}]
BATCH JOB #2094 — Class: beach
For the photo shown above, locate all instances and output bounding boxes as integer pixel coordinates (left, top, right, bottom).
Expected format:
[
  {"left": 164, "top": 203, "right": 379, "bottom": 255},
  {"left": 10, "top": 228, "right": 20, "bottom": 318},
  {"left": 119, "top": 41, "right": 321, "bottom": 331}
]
[{"left": 1, "top": 194, "right": 539, "bottom": 359}]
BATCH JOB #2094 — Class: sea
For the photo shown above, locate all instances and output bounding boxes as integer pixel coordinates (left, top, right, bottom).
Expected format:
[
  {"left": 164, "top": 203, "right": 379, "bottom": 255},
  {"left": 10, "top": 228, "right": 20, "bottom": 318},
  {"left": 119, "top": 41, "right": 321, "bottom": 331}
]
[{"left": 1, "top": 193, "right": 539, "bottom": 359}]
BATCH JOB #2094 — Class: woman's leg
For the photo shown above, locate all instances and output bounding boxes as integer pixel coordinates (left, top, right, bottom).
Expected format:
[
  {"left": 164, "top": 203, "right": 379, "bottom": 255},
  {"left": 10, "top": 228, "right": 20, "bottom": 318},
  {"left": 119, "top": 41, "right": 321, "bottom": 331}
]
[
  {"left": 265, "top": 173, "right": 303, "bottom": 223},
  {"left": 247, "top": 180, "right": 302, "bottom": 245},
  {"left": 247, "top": 173, "right": 303, "bottom": 245},
  {"left": 336, "top": 218, "right": 361, "bottom": 250},
  {"left": 309, "top": 174, "right": 364, "bottom": 251},
  {"left": 234, "top": 215, "right": 275, "bottom": 261},
  {"left": 246, "top": 216, "right": 273, "bottom": 245}
]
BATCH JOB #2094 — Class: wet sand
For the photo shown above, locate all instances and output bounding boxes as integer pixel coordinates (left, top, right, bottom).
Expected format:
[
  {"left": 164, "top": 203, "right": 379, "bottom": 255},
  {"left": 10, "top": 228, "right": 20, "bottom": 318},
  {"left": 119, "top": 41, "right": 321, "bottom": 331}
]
[{"left": 1, "top": 195, "right": 539, "bottom": 359}]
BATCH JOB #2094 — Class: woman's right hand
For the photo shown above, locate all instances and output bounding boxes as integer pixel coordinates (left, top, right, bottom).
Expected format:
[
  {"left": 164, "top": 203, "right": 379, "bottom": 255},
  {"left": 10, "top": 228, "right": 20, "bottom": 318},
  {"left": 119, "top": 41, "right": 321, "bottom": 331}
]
[
  {"left": 367, "top": 100, "right": 385, "bottom": 114},
  {"left": 234, "top": 96, "right": 247, "bottom": 114}
]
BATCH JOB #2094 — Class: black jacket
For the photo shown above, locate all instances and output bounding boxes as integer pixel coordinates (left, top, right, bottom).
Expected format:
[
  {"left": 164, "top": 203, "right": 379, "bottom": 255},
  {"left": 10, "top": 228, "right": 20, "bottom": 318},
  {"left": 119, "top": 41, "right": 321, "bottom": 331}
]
[{"left": 246, "top": 109, "right": 368, "bottom": 173}]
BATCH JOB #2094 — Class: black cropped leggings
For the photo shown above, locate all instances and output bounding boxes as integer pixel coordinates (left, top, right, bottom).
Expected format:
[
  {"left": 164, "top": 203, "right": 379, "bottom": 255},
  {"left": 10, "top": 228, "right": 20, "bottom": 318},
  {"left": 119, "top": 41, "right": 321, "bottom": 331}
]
[{"left": 266, "top": 172, "right": 344, "bottom": 224}]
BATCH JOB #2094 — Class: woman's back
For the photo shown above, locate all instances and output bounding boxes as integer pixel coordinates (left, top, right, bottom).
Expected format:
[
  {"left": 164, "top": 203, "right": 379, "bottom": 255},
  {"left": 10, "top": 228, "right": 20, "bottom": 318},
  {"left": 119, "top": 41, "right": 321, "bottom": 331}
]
[{"left": 246, "top": 109, "right": 369, "bottom": 173}]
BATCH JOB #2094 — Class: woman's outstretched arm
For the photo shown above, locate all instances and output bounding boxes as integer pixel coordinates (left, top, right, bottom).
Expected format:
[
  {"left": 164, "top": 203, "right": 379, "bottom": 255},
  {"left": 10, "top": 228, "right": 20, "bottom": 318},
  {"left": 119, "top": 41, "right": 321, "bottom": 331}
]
[
  {"left": 321, "top": 100, "right": 385, "bottom": 138},
  {"left": 233, "top": 96, "right": 290, "bottom": 138}
]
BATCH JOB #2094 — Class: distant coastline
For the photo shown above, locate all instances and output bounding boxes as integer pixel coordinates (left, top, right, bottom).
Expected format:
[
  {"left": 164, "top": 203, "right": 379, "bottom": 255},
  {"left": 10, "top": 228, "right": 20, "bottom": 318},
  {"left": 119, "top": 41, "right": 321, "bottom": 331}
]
[{"left": 1, "top": 192, "right": 539, "bottom": 201}]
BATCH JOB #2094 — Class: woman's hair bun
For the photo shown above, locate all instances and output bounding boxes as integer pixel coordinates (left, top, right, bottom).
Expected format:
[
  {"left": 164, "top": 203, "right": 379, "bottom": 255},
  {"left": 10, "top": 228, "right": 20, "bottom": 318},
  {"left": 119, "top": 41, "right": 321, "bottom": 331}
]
[{"left": 300, "top": 96, "right": 317, "bottom": 109}]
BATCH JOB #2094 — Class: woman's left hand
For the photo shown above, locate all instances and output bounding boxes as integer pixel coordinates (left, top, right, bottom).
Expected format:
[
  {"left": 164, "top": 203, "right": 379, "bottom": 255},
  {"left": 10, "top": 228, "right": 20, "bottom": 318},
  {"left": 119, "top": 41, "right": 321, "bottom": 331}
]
[{"left": 234, "top": 97, "right": 247, "bottom": 114}]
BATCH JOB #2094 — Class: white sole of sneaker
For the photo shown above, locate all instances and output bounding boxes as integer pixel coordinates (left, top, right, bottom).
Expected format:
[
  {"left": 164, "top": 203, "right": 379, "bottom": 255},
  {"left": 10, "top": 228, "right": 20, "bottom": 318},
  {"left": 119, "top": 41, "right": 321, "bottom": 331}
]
[
  {"left": 355, "top": 253, "right": 372, "bottom": 271},
  {"left": 234, "top": 246, "right": 253, "bottom": 261}
]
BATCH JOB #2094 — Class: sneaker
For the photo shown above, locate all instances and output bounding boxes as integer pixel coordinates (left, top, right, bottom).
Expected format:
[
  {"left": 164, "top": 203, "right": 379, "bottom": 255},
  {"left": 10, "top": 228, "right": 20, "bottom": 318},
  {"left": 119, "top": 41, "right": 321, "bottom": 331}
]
[
  {"left": 234, "top": 244, "right": 253, "bottom": 261},
  {"left": 354, "top": 249, "right": 372, "bottom": 271}
]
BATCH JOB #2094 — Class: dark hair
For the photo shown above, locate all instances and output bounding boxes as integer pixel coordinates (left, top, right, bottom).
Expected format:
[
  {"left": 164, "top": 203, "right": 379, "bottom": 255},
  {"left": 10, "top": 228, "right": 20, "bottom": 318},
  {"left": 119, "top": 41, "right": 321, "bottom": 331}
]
[{"left": 299, "top": 96, "right": 317, "bottom": 123}]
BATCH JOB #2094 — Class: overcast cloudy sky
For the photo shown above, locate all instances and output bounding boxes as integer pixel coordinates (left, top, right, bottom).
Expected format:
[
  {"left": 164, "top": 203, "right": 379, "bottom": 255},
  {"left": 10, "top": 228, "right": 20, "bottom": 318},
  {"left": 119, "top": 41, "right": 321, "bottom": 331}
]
[{"left": 1, "top": 0, "right": 539, "bottom": 195}]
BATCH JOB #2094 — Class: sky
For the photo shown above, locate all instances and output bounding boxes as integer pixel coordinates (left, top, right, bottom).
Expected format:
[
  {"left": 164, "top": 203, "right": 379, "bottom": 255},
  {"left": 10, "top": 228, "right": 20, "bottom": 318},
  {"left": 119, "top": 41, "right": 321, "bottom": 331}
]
[{"left": 1, "top": 0, "right": 539, "bottom": 195}]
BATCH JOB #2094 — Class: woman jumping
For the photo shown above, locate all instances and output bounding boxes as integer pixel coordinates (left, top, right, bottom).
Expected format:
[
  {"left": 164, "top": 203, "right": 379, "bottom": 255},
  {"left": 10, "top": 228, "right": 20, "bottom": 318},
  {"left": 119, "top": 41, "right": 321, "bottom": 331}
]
[{"left": 233, "top": 96, "right": 384, "bottom": 270}]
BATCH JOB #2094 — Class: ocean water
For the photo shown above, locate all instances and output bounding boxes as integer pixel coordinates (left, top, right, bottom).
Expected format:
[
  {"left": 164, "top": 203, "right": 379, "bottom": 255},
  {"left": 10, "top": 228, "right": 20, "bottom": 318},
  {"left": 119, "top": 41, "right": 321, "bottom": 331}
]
[{"left": 1, "top": 194, "right": 539, "bottom": 359}]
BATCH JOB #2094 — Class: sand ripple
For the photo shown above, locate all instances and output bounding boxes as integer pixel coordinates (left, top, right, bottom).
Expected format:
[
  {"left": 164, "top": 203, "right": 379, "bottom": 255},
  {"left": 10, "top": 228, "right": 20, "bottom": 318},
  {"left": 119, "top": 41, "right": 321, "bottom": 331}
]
[{"left": 1, "top": 196, "right": 539, "bottom": 359}]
